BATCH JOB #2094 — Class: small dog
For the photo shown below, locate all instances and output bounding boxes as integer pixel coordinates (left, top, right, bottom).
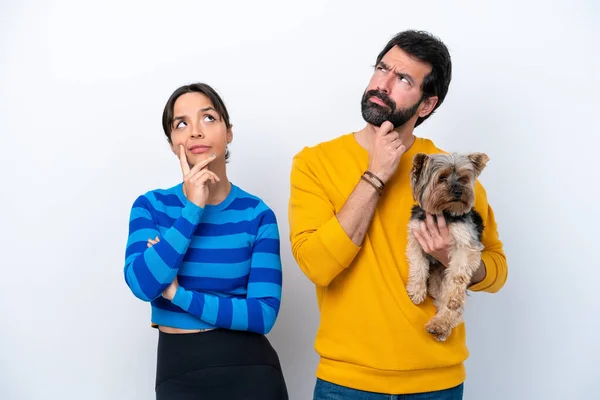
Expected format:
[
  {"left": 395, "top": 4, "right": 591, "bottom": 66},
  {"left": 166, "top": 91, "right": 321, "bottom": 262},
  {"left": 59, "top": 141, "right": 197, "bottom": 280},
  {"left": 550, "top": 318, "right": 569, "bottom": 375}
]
[{"left": 405, "top": 152, "right": 489, "bottom": 342}]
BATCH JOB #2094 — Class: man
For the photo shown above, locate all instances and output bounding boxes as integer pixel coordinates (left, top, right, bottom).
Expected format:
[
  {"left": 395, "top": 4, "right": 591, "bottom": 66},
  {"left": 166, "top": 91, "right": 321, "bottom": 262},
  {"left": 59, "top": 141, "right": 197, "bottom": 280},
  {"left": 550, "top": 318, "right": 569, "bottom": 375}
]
[{"left": 288, "top": 30, "right": 507, "bottom": 399}]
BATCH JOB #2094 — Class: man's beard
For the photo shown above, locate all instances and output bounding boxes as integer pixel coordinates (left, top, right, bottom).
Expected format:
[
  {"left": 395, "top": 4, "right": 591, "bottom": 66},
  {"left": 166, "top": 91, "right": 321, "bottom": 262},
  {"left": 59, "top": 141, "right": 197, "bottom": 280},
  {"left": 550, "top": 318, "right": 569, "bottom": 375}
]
[{"left": 361, "top": 89, "right": 422, "bottom": 128}]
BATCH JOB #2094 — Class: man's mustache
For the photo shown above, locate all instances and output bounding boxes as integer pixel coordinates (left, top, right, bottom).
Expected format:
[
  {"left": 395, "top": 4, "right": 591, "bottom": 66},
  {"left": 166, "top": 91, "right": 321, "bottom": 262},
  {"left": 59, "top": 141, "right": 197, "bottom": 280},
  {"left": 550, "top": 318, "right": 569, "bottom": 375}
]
[{"left": 364, "top": 90, "right": 396, "bottom": 110}]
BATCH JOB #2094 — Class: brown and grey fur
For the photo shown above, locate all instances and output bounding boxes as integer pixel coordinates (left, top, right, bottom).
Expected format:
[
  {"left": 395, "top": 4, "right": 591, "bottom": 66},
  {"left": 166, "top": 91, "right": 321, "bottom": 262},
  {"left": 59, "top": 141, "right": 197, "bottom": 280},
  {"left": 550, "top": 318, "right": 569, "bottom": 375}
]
[{"left": 406, "top": 152, "right": 489, "bottom": 341}]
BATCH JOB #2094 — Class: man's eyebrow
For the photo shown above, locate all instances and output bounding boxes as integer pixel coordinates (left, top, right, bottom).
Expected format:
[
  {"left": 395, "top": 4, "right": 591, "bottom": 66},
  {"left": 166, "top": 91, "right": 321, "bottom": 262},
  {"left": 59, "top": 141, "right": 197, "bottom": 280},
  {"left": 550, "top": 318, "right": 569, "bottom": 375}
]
[
  {"left": 395, "top": 71, "right": 415, "bottom": 84},
  {"left": 378, "top": 60, "right": 416, "bottom": 84},
  {"left": 378, "top": 61, "right": 390, "bottom": 69}
]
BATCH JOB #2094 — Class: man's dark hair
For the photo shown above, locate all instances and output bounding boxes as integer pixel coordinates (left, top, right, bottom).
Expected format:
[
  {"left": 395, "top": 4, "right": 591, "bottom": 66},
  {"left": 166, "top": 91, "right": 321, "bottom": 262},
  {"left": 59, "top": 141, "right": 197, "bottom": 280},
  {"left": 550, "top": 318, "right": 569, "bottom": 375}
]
[
  {"left": 162, "top": 82, "right": 231, "bottom": 160},
  {"left": 375, "top": 30, "right": 452, "bottom": 127}
]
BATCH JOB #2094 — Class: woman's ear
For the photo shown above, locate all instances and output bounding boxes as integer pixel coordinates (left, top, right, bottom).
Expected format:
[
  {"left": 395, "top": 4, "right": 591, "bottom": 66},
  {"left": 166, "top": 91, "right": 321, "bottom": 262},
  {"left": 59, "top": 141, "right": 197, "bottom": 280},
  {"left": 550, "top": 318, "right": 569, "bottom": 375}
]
[{"left": 227, "top": 124, "right": 233, "bottom": 144}]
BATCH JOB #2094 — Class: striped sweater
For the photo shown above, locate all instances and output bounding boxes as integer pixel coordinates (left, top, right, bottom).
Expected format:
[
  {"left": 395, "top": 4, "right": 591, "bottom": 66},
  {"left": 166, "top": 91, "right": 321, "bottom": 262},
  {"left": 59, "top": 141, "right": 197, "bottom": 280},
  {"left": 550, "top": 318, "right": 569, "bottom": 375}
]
[{"left": 123, "top": 182, "right": 282, "bottom": 334}]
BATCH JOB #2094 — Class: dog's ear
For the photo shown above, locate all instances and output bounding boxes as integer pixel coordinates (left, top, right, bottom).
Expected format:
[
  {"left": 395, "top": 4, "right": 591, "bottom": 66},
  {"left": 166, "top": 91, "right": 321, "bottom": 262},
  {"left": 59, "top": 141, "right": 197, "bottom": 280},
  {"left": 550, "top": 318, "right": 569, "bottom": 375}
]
[
  {"left": 467, "top": 153, "right": 490, "bottom": 177},
  {"left": 410, "top": 153, "right": 429, "bottom": 199}
]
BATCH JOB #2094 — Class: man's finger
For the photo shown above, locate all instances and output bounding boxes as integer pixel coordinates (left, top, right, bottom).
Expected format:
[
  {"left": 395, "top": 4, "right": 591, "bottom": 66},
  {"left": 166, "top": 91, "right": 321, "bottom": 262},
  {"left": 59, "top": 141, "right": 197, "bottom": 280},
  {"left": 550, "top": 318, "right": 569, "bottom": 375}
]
[
  {"left": 377, "top": 121, "right": 395, "bottom": 136},
  {"left": 426, "top": 214, "right": 441, "bottom": 239},
  {"left": 179, "top": 145, "right": 190, "bottom": 175},
  {"left": 413, "top": 229, "right": 428, "bottom": 252},
  {"left": 437, "top": 214, "right": 448, "bottom": 235},
  {"left": 419, "top": 221, "right": 434, "bottom": 248}
]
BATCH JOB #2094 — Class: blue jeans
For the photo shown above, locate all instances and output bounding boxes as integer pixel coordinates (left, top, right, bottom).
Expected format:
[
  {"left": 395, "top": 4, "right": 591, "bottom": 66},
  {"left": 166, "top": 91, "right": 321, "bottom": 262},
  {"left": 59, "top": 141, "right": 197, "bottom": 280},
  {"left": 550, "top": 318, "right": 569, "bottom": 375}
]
[{"left": 313, "top": 378, "right": 463, "bottom": 400}]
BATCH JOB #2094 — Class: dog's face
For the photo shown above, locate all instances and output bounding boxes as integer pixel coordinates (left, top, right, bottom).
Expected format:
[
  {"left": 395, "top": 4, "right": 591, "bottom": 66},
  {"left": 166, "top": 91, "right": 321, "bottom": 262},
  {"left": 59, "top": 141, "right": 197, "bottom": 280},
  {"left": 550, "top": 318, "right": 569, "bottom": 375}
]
[{"left": 409, "top": 152, "right": 489, "bottom": 215}]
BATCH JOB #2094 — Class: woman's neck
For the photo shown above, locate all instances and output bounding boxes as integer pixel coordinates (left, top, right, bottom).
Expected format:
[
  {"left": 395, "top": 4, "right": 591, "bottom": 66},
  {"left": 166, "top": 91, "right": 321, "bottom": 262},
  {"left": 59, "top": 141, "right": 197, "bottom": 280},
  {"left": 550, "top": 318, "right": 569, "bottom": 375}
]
[{"left": 206, "top": 178, "right": 231, "bottom": 205}]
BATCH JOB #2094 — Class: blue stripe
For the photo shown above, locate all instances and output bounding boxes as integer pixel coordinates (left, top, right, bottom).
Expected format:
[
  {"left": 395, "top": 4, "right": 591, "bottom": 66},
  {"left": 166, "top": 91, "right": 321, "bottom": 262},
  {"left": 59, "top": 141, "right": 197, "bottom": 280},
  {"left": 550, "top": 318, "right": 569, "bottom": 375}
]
[
  {"left": 223, "top": 197, "right": 260, "bottom": 211},
  {"left": 261, "top": 296, "right": 281, "bottom": 312},
  {"left": 253, "top": 238, "right": 280, "bottom": 254},
  {"left": 187, "top": 292, "right": 206, "bottom": 318},
  {"left": 215, "top": 298, "right": 233, "bottom": 327},
  {"left": 125, "top": 241, "right": 148, "bottom": 260},
  {"left": 143, "top": 247, "right": 174, "bottom": 284},
  {"left": 153, "top": 239, "right": 181, "bottom": 268},
  {"left": 201, "top": 209, "right": 259, "bottom": 224},
  {"left": 250, "top": 268, "right": 282, "bottom": 284},
  {"left": 189, "top": 233, "right": 249, "bottom": 249},
  {"left": 179, "top": 275, "right": 248, "bottom": 291},
  {"left": 153, "top": 191, "right": 184, "bottom": 207},
  {"left": 256, "top": 224, "right": 279, "bottom": 240},
  {"left": 129, "top": 217, "right": 156, "bottom": 232},
  {"left": 178, "top": 261, "right": 250, "bottom": 279},
  {"left": 172, "top": 216, "right": 196, "bottom": 239},
  {"left": 202, "top": 296, "right": 218, "bottom": 325},
  {"left": 194, "top": 221, "right": 252, "bottom": 236},
  {"left": 128, "top": 229, "right": 159, "bottom": 246},
  {"left": 247, "top": 300, "right": 264, "bottom": 333},
  {"left": 131, "top": 256, "right": 162, "bottom": 300},
  {"left": 184, "top": 247, "right": 252, "bottom": 263},
  {"left": 158, "top": 203, "right": 202, "bottom": 221},
  {"left": 152, "top": 296, "right": 186, "bottom": 313},
  {"left": 250, "top": 253, "right": 281, "bottom": 269},
  {"left": 256, "top": 209, "right": 277, "bottom": 225},
  {"left": 132, "top": 195, "right": 152, "bottom": 210},
  {"left": 154, "top": 210, "right": 176, "bottom": 229},
  {"left": 151, "top": 307, "right": 215, "bottom": 330},
  {"left": 231, "top": 301, "right": 248, "bottom": 330},
  {"left": 248, "top": 283, "right": 282, "bottom": 300}
]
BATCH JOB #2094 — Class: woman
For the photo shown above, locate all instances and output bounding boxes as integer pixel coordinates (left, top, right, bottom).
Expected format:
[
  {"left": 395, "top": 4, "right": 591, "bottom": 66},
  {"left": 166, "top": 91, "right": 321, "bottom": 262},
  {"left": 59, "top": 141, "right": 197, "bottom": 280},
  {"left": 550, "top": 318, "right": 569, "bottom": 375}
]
[{"left": 123, "top": 83, "right": 288, "bottom": 399}]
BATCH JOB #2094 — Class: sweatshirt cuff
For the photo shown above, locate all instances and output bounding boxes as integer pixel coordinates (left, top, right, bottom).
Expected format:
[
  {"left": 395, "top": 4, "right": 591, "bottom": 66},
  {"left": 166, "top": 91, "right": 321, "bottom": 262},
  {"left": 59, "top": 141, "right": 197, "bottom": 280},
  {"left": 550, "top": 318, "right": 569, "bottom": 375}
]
[
  {"left": 316, "top": 215, "right": 361, "bottom": 270},
  {"left": 468, "top": 252, "right": 497, "bottom": 292},
  {"left": 171, "top": 286, "right": 193, "bottom": 310}
]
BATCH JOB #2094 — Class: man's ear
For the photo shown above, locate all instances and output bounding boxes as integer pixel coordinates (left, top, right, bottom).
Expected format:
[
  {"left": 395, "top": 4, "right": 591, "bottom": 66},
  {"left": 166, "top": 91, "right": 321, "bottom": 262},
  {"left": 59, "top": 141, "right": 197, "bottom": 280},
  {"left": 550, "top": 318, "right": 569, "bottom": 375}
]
[{"left": 418, "top": 96, "right": 438, "bottom": 118}]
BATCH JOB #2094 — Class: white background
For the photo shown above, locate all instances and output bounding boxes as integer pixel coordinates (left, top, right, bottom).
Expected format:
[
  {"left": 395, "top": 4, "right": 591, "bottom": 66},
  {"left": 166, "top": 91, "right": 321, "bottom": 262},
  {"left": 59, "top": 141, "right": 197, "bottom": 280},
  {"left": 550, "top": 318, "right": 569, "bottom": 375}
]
[{"left": 1, "top": 0, "right": 598, "bottom": 399}]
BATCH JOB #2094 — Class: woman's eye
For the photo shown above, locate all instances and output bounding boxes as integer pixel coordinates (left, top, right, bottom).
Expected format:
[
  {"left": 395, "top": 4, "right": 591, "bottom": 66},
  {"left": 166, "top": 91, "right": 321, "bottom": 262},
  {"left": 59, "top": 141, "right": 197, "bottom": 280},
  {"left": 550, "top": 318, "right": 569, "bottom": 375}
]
[
  {"left": 176, "top": 121, "right": 187, "bottom": 129},
  {"left": 203, "top": 115, "right": 216, "bottom": 122}
]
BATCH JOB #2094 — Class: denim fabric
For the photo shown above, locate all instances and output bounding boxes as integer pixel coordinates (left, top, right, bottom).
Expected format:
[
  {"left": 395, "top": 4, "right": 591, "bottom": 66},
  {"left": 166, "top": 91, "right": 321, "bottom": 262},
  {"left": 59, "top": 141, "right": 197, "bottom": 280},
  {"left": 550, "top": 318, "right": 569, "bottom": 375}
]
[{"left": 313, "top": 378, "right": 463, "bottom": 400}]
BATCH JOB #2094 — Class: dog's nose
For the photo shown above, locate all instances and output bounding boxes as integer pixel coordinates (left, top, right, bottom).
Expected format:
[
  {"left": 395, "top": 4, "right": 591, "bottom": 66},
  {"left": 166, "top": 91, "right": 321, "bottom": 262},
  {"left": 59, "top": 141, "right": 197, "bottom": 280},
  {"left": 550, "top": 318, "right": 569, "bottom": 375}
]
[{"left": 451, "top": 186, "right": 462, "bottom": 198}]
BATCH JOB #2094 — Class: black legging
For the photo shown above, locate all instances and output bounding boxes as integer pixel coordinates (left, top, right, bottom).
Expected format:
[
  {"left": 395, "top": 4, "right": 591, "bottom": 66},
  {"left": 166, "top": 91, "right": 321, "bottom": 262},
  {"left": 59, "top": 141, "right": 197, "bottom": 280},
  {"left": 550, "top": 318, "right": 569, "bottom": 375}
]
[{"left": 155, "top": 328, "right": 288, "bottom": 400}]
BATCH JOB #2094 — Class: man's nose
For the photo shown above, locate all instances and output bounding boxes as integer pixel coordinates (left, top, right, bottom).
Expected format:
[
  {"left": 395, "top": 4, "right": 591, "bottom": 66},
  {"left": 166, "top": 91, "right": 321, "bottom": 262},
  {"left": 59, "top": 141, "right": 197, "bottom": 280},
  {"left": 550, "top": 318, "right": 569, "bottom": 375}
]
[{"left": 377, "top": 73, "right": 395, "bottom": 94}]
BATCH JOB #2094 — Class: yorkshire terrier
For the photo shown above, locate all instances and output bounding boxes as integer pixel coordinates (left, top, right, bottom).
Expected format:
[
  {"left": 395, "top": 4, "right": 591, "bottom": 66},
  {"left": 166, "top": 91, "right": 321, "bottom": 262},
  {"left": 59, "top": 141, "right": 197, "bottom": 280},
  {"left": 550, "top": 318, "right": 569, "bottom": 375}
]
[{"left": 405, "top": 152, "right": 489, "bottom": 342}]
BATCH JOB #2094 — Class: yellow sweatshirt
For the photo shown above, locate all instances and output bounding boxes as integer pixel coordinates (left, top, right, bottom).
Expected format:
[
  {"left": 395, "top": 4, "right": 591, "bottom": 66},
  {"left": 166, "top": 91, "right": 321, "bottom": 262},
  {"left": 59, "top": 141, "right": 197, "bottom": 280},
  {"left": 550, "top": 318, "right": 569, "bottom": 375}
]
[{"left": 288, "top": 132, "right": 507, "bottom": 394}]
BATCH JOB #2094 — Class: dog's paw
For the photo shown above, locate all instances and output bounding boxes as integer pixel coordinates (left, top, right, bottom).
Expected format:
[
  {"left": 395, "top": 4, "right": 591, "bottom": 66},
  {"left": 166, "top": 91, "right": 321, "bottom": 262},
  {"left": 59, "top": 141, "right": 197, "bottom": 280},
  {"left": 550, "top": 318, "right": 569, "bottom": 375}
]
[
  {"left": 425, "top": 319, "right": 451, "bottom": 342},
  {"left": 407, "top": 283, "right": 427, "bottom": 305},
  {"left": 447, "top": 295, "right": 464, "bottom": 311}
]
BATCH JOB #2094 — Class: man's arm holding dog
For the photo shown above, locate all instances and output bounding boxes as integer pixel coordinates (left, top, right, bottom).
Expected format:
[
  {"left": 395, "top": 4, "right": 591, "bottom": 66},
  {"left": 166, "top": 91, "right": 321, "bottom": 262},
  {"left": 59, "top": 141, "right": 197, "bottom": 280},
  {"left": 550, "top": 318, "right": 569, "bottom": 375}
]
[{"left": 412, "top": 183, "right": 507, "bottom": 292}]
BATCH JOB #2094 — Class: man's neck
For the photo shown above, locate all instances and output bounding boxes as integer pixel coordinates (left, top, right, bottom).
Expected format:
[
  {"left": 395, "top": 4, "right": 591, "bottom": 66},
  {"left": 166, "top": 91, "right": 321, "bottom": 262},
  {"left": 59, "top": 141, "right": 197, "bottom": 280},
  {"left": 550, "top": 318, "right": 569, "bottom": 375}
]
[{"left": 354, "top": 123, "right": 416, "bottom": 153}]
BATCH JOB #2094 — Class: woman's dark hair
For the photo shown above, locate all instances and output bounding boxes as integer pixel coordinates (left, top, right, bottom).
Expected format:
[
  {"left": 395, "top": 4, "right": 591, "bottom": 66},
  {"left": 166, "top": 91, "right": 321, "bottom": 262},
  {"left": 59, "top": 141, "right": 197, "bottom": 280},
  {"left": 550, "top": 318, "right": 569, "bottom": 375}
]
[
  {"left": 162, "top": 82, "right": 231, "bottom": 160},
  {"left": 375, "top": 30, "right": 452, "bottom": 127}
]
